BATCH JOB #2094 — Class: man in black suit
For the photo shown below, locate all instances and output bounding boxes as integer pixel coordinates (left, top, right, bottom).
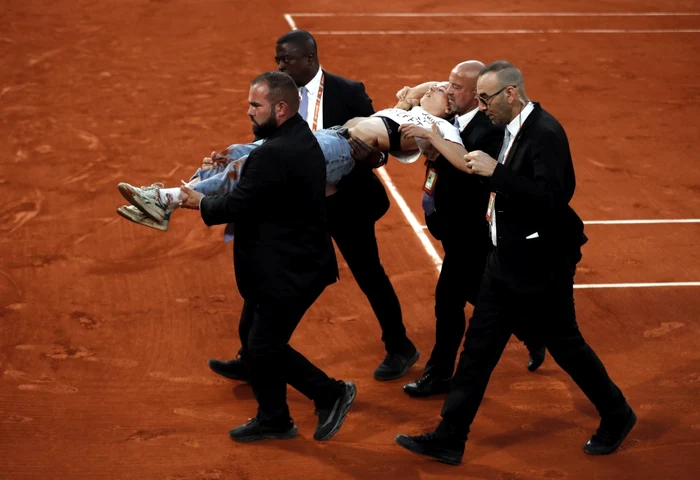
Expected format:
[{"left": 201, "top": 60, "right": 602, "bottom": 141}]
[
  {"left": 181, "top": 71, "right": 355, "bottom": 442},
  {"left": 209, "top": 30, "right": 418, "bottom": 383},
  {"left": 397, "top": 61, "right": 546, "bottom": 398},
  {"left": 395, "top": 61, "right": 636, "bottom": 464}
]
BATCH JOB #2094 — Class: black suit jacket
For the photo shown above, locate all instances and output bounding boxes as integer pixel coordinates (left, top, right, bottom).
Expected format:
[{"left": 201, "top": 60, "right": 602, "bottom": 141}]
[
  {"left": 489, "top": 103, "right": 586, "bottom": 286},
  {"left": 426, "top": 111, "right": 504, "bottom": 244},
  {"left": 200, "top": 114, "right": 338, "bottom": 302},
  {"left": 321, "top": 70, "right": 390, "bottom": 223},
  {"left": 321, "top": 71, "right": 375, "bottom": 128}
]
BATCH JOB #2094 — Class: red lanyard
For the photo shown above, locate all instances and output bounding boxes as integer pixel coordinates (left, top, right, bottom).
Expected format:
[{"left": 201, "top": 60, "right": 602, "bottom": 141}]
[{"left": 310, "top": 73, "right": 325, "bottom": 131}]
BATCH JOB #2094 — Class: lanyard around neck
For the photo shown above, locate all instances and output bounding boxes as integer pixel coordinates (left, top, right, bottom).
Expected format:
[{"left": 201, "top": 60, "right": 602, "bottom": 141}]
[{"left": 310, "top": 73, "right": 325, "bottom": 131}]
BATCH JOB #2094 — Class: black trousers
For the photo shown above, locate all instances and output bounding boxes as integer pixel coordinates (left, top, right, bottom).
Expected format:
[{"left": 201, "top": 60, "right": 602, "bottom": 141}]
[
  {"left": 425, "top": 224, "right": 543, "bottom": 378},
  {"left": 436, "top": 250, "right": 628, "bottom": 441},
  {"left": 325, "top": 190, "right": 412, "bottom": 355},
  {"left": 238, "top": 283, "right": 343, "bottom": 426}
]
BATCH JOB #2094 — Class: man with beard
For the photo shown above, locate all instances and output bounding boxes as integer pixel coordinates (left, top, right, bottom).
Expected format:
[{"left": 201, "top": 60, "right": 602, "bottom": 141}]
[
  {"left": 180, "top": 71, "right": 356, "bottom": 443},
  {"left": 395, "top": 61, "right": 635, "bottom": 464},
  {"left": 209, "top": 29, "right": 419, "bottom": 383},
  {"left": 396, "top": 62, "right": 547, "bottom": 399}
]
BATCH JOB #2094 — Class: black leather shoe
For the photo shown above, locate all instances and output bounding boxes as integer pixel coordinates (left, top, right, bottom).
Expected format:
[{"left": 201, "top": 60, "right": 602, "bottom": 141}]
[
  {"left": 373, "top": 346, "right": 420, "bottom": 381},
  {"left": 314, "top": 381, "right": 357, "bottom": 441},
  {"left": 208, "top": 357, "right": 250, "bottom": 382},
  {"left": 403, "top": 372, "right": 451, "bottom": 397},
  {"left": 584, "top": 408, "right": 637, "bottom": 455},
  {"left": 229, "top": 417, "right": 297, "bottom": 442},
  {"left": 527, "top": 346, "right": 546, "bottom": 372},
  {"left": 395, "top": 431, "right": 464, "bottom": 465}
]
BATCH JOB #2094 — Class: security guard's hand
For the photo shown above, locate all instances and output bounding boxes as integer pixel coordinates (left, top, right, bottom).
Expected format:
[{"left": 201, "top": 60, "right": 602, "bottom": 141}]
[
  {"left": 464, "top": 150, "right": 498, "bottom": 176},
  {"left": 349, "top": 137, "right": 385, "bottom": 168},
  {"left": 395, "top": 86, "right": 411, "bottom": 101},
  {"left": 180, "top": 184, "right": 205, "bottom": 209},
  {"left": 201, "top": 151, "right": 218, "bottom": 169}
]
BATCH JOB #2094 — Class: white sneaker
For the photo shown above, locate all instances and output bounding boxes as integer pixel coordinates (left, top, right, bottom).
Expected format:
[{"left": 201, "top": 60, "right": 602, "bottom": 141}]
[
  {"left": 116, "top": 205, "right": 169, "bottom": 231},
  {"left": 118, "top": 182, "right": 168, "bottom": 222}
]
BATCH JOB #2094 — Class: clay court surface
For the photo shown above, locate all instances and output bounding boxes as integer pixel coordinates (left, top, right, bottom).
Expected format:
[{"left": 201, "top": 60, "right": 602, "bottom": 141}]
[{"left": 2, "top": 0, "right": 700, "bottom": 478}]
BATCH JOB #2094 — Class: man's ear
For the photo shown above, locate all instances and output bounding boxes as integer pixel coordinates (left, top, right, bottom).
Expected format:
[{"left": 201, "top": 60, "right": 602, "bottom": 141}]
[
  {"left": 506, "top": 86, "right": 519, "bottom": 105},
  {"left": 276, "top": 101, "right": 289, "bottom": 118}
]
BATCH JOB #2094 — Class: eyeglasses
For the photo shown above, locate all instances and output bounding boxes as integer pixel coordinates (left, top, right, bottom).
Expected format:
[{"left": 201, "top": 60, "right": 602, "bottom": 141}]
[{"left": 477, "top": 85, "right": 514, "bottom": 107}]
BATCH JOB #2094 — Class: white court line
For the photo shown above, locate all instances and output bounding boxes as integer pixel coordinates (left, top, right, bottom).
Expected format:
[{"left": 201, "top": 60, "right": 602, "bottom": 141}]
[
  {"left": 310, "top": 29, "right": 700, "bottom": 35},
  {"left": 283, "top": 12, "right": 440, "bottom": 270},
  {"left": 283, "top": 14, "right": 298, "bottom": 30},
  {"left": 376, "top": 168, "right": 444, "bottom": 271},
  {"left": 575, "top": 282, "right": 700, "bottom": 289},
  {"left": 420, "top": 219, "right": 700, "bottom": 227},
  {"left": 289, "top": 12, "right": 700, "bottom": 17},
  {"left": 282, "top": 15, "right": 699, "bottom": 288},
  {"left": 282, "top": 14, "right": 442, "bottom": 271},
  {"left": 584, "top": 219, "right": 700, "bottom": 225}
]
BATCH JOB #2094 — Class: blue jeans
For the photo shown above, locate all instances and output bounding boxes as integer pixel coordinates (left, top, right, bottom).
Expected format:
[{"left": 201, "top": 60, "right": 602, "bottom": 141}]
[
  {"left": 190, "top": 141, "right": 261, "bottom": 195},
  {"left": 316, "top": 128, "right": 355, "bottom": 184},
  {"left": 189, "top": 129, "right": 354, "bottom": 195}
]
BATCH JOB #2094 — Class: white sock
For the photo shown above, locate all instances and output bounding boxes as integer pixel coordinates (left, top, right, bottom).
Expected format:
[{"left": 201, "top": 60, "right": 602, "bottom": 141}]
[{"left": 159, "top": 187, "right": 182, "bottom": 210}]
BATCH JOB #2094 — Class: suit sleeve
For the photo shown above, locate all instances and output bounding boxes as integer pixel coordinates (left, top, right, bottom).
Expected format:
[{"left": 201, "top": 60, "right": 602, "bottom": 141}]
[
  {"left": 200, "top": 148, "right": 284, "bottom": 226},
  {"left": 352, "top": 82, "right": 375, "bottom": 117},
  {"left": 489, "top": 128, "right": 575, "bottom": 210}
]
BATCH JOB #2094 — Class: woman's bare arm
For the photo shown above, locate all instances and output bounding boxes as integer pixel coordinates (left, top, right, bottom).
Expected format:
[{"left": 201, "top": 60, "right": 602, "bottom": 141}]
[{"left": 397, "top": 123, "right": 470, "bottom": 172}]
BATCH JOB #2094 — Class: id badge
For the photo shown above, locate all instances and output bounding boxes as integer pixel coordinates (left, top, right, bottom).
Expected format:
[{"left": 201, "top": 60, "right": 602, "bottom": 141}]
[
  {"left": 423, "top": 167, "right": 438, "bottom": 195},
  {"left": 485, "top": 192, "right": 496, "bottom": 222}
]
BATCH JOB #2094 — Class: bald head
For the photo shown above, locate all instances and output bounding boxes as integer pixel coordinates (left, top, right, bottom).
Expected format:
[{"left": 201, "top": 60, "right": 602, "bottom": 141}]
[
  {"left": 447, "top": 60, "right": 485, "bottom": 115},
  {"left": 452, "top": 60, "right": 485, "bottom": 80}
]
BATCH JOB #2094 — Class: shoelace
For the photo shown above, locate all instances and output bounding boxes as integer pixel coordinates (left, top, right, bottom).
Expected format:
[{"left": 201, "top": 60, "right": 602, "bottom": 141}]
[{"left": 138, "top": 182, "right": 164, "bottom": 196}]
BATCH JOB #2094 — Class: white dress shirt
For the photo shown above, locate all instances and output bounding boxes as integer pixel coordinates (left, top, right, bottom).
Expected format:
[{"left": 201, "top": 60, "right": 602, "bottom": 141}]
[
  {"left": 301, "top": 68, "right": 324, "bottom": 130},
  {"left": 455, "top": 107, "right": 479, "bottom": 133},
  {"left": 490, "top": 102, "right": 535, "bottom": 246}
]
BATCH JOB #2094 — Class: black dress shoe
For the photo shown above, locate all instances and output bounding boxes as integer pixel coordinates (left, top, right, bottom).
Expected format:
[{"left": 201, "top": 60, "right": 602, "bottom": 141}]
[
  {"left": 527, "top": 346, "right": 546, "bottom": 372},
  {"left": 584, "top": 408, "right": 637, "bottom": 455},
  {"left": 229, "top": 417, "right": 297, "bottom": 442},
  {"left": 403, "top": 372, "right": 451, "bottom": 397},
  {"left": 314, "top": 381, "right": 357, "bottom": 441},
  {"left": 208, "top": 357, "right": 250, "bottom": 382},
  {"left": 395, "top": 431, "right": 464, "bottom": 465},
  {"left": 374, "top": 346, "right": 420, "bottom": 381}
]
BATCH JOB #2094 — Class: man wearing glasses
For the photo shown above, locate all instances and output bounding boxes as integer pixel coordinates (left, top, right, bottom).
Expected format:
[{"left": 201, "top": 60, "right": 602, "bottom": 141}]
[
  {"left": 395, "top": 61, "right": 636, "bottom": 465},
  {"left": 395, "top": 61, "right": 547, "bottom": 400},
  {"left": 208, "top": 30, "right": 420, "bottom": 384}
]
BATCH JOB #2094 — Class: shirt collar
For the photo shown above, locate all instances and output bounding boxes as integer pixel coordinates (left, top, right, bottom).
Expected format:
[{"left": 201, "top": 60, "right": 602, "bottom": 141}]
[
  {"left": 302, "top": 67, "right": 324, "bottom": 96},
  {"left": 506, "top": 101, "right": 535, "bottom": 138},
  {"left": 456, "top": 107, "right": 479, "bottom": 132}
]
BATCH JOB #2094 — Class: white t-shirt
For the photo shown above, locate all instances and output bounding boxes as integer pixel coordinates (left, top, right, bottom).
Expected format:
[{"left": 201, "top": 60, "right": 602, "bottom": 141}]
[{"left": 371, "top": 107, "right": 463, "bottom": 163}]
